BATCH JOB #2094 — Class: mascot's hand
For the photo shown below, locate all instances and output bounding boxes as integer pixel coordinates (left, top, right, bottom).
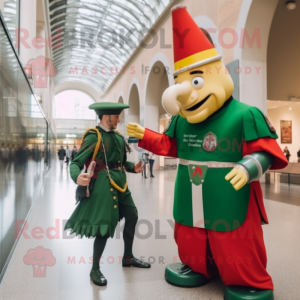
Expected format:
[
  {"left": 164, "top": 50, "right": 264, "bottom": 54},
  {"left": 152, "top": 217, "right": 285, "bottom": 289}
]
[
  {"left": 225, "top": 167, "right": 248, "bottom": 191},
  {"left": 127, "top": 123, "right": 145, "bottom": 140}
]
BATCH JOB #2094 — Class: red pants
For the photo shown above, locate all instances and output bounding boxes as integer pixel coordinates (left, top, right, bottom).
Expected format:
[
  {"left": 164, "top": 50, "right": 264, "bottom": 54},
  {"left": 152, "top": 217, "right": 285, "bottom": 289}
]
[{"left": 174, "top": 194, "right": 274, "bottom": 290}]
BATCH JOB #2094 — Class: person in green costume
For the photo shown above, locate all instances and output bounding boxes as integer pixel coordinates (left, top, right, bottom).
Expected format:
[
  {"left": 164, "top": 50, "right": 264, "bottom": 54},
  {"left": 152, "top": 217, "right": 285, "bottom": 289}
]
[{"left": 64, "top": 102, "right": 150, "bottom": 286}]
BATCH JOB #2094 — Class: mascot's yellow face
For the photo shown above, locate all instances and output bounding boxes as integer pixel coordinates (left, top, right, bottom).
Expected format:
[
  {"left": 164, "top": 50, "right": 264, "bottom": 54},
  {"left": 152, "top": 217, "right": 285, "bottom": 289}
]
[{"left": 162, "top": 60, "right": 234, "bottom": 123}]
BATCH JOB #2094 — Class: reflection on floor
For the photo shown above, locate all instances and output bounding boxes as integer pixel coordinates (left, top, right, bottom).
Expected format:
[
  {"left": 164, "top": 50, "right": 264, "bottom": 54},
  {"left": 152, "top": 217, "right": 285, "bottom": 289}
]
[
  {"left": 261, "top": 182, "right": 300, "bottom": 207},
  {"left": 0, "top": 162, "right": 299, "bottom": 300}
]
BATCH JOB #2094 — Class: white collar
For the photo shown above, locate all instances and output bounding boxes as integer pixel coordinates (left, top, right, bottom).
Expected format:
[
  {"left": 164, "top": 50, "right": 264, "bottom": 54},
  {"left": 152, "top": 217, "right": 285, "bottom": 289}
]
[{"left": 98, "top": 123, "right": 115, "bottom": 132}]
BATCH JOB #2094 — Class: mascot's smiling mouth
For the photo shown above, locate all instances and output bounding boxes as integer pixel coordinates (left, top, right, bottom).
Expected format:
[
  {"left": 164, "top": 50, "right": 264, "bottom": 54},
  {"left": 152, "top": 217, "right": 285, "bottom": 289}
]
[{"left": 185, "top": 94, "right": 211, "bottom": 111}]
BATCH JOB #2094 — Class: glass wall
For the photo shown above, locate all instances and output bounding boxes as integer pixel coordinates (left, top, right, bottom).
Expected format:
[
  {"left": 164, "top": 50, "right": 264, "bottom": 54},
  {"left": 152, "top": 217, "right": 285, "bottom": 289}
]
[
  {"left": 2, "top": 0, "right": 20, "bottom": 51},
  {"left": 0, "top": 12, "right": 55, "bottom": 280}
]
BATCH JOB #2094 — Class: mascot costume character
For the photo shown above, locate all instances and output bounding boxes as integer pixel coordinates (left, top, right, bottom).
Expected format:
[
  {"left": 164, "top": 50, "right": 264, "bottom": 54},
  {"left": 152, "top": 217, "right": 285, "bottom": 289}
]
[{"left": 127, "top": 5, "right": 287, "bottom": 300}]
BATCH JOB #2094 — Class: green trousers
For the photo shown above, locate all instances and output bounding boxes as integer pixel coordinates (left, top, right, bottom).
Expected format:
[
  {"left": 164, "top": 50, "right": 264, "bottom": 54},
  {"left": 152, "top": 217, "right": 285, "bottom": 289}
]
[{"left": 92, "top": 203, "right": 138, "bottom": 270}]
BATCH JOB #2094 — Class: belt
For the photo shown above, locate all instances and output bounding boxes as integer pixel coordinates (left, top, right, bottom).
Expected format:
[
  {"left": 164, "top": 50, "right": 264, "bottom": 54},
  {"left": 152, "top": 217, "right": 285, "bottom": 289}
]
[
  {"left": 98, "top": 162, "right": 122, "bottom": 171},
  {"left": 179, "top": 158, "right": 237, "bottom": 168}
]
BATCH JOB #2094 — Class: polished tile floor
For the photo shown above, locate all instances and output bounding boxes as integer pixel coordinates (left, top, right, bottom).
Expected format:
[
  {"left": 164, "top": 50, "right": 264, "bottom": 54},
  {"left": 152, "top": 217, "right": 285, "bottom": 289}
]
[{"left": 0, "top": 161, "right": 300, "bottom": 300}]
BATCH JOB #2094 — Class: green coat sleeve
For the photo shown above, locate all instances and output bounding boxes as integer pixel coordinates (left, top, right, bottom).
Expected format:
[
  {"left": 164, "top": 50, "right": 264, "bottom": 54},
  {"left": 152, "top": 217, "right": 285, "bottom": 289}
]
[
  {"left": 242, "top": 107, "right": 278, "bottom": 142},
  {"left": 164, "top": 115, "right": 179, "bottom": 138},
  {"left": 125, "top": 161, "right": 136, "bottom": 173},
  {"left": 70, "top": 133, "right": 97, "bottom": 183}
]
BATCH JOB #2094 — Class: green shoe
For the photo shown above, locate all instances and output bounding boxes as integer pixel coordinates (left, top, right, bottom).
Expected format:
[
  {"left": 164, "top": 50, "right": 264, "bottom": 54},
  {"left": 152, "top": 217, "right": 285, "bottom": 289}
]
[
  {"left": 122, "top": 257, "right": 151, "bottom": 268},
  {"left": 165, "top": 263, "right": 209, "bottom": 287},
  {"left": 224, "top": 286, "right": 274, "bottom": 300},
  {"left": 90, "top": 269, "right": 107, "bottom": 286}
]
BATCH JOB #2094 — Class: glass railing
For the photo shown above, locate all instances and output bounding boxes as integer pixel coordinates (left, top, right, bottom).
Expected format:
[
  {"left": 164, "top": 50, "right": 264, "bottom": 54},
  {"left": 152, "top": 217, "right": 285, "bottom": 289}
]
[{"left": 0, "top": 11, "right": 56, "bottom": 281}]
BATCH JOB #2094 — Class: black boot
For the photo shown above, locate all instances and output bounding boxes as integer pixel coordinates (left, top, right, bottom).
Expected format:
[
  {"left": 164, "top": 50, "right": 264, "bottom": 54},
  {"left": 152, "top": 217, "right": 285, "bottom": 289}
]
[
  {"left": 90, "top": 269, "right": 107, "bottom": 286},
  {"left": 122, "top": 257, "right": 151, "bottom": 268}
]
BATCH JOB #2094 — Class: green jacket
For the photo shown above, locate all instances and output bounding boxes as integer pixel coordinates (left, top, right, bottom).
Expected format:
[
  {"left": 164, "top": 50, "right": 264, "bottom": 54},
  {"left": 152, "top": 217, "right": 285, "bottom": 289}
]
[
  {"left": 165, "top": 99, "right": 277, "bottom": 232},
  {"left": 64, "top": 126, "right": 136, "bottom": 238}
]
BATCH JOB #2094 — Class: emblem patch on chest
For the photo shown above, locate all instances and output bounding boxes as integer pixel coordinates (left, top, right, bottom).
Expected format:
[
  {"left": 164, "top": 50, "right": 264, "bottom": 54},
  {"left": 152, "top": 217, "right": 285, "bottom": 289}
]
[{"left": 203, "top": 132, "right": 217, "bottom": 152}]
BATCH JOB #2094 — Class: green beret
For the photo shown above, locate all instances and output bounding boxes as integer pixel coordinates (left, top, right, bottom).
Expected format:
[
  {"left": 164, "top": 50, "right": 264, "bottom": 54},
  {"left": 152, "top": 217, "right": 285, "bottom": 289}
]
[{"left": 89, "top": 102, "right": 130, "bottom": 115}]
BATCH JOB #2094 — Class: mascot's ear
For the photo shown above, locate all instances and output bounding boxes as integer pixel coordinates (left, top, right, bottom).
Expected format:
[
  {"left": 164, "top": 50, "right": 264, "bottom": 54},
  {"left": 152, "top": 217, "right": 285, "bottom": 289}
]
[{"left": 162, "top": 86, "right": 180, "bottom": 116}]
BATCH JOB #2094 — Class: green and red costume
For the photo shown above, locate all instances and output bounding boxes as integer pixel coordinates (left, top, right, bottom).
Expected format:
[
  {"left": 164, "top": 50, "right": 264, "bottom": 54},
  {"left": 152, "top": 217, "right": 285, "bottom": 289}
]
[{"left": 138, "top": 98, "right": 288, "bottom": 290}]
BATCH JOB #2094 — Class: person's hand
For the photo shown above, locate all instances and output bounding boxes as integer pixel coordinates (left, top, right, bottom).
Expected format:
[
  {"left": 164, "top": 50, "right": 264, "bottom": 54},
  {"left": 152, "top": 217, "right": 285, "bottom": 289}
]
[
  {"left": 77, "top": 173, "right": 91, "bottom": 186},
  {"left": 225, "top": 167, "right": 248, "bottom": 191},
  {"left": 127, "top": 123, "right": 145, "bottom": 140},
  {"left": 134, "top": 160, "right": 144, "bottom": 173}
]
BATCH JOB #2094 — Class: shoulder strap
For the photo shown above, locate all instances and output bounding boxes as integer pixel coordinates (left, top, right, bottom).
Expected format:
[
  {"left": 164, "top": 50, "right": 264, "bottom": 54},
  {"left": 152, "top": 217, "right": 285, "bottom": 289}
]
[{"left": 80, "top": 128, "right": 101, "bottom": 161}]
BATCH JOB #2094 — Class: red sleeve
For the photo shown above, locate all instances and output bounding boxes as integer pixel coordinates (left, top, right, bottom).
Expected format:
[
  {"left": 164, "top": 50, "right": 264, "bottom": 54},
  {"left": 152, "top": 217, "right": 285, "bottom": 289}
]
[
  {"left": 138, "top": 128, "right": 178, "bottom": 158},
  {"left": 243, "top": 138, "right": 288, "bottom": 170}
]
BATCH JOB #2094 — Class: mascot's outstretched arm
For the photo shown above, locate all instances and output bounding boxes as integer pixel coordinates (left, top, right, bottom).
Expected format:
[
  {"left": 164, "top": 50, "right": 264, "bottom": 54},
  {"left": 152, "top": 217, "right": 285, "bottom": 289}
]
[{"left": 126, "top": 122, "right": 178, "bottom": 158}]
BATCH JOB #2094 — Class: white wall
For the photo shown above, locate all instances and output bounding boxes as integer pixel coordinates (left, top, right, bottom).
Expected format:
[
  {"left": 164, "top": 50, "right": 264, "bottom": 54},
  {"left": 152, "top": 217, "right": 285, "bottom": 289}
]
[
  {"left": 0, "top": 0, "right": 4, "bottom": 12},
  {"left": 267, "top": 105, "right": 300, "bottom": 162},
  {"left": 19, "top": 0, "right": 37, "bottom": 66}
]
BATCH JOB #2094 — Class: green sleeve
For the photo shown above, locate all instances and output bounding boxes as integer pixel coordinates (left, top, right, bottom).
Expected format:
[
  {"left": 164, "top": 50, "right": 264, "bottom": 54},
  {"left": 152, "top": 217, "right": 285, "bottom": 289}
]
[
  {"left": 164, "top": 115, "right": 179, "bottom": 138},
  {"left": 70, "top": 133, "right": 97, "bottom": 184},
  {"left": 125, "top": 161, "right": 136, "bottom": 173},
  {"left": 238, "top": 152, "right": 274, "bottom": 182},
  {"left": 243, "top": 107, "right": 278, "bottom": 141}
]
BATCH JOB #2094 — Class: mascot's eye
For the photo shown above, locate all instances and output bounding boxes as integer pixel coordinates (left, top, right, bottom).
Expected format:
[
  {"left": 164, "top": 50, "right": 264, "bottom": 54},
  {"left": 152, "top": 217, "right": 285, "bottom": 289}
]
[
  {"left": 43, "top": 67, "right": 47, "bottom": 70},
  {"left": 34, "top": 257, "right": 37, "bottom": 260},
  {"left": 42, "top": 257, "right": 45, "bottom": 260},
  {"left": 35, "top": 67, "right": 38, "bottom": 70},
  {"left": 191, "top": 77, "right": 204, "bottom": 89}
]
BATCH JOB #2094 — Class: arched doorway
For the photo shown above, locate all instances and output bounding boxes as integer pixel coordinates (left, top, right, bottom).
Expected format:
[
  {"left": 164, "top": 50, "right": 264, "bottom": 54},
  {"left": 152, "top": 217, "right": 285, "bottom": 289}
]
[
  {"left": 55, "top": 90, "right": 96, "bottom": 148},
  {"left": 266, "top": 0, "right": 300, "bottom": 162},
  {"left": 239, "top": 0, "right": 300, "bottom": 163},
  {"left": 237, "top": 0, "right": 279, "bottom": 111},
  {"left": 127, "top": 84, "right": 140, "bottom": 163},
  {"left": 55, "top": 90, "right": 95, "bottom": 119},
  {"left": 145, "top": 61, "right": 170, "bottom": 167}
]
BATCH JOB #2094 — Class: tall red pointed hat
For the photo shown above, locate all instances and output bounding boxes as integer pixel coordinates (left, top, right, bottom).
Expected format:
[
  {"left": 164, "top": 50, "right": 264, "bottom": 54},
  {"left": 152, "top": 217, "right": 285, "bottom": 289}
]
[{"left": 171, "top": 5, "right": 221, "bottom": 76}]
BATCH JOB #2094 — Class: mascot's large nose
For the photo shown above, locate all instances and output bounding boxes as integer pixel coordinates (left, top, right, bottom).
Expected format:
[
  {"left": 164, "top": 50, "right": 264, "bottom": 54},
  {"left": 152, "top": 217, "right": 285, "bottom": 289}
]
[{"left": 162, "top": 81, "right": 192, "bottom": 116}]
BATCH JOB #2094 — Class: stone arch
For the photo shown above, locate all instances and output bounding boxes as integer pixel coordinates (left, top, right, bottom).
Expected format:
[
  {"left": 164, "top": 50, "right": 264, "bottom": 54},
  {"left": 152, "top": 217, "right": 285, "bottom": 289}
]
[
  {"left": 144, "top": 61, "right": 169, "bottom": 133},
  {"left": 234, "top": 0, "right": 280, "bottom": 112},
  {"left": 144, "top": 54, "right": 173, "bottom": 167}
]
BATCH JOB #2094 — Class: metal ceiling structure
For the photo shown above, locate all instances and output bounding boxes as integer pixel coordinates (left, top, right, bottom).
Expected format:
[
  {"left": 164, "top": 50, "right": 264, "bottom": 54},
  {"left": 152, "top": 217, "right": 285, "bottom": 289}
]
[{"left": 48, "top": 0, "right": 172, "bottom": 95}]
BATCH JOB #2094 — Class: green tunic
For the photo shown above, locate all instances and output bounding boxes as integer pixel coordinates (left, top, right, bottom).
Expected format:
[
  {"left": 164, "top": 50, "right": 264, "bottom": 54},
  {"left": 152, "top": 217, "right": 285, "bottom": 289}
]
[
  {"left": 64, "top": 126, "right": 136, "bottom": 238},
  {"left": 165, "top": 99, "right": 277, "bottom": 232}
]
